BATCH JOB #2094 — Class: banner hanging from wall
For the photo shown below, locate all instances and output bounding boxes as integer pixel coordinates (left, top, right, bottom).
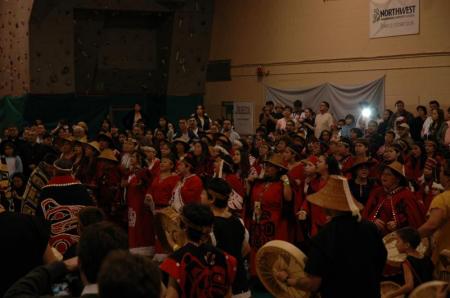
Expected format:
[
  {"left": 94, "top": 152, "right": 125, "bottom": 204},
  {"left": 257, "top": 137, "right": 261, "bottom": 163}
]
[
  {"left": 369, "top": 0, "right": 419, "bottom": 38},
  {"left": 264, "top": 77, "right": 385, "bottom": 121}
]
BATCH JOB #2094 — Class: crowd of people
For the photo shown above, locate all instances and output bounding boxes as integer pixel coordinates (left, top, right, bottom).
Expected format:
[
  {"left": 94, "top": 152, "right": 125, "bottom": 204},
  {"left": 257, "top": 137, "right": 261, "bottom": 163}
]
[{"left": 0, "top": 99, "right": 449, "bottom": 297}]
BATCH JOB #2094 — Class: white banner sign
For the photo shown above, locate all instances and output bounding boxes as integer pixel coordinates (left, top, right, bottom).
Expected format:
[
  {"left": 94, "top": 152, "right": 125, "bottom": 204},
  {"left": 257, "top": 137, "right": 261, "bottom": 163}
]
[
  {"left": 369, "top": 0, "right": 419, "bottom": 38},
  {"left": 233, "top": 102, "right": 254, "bottom": 135}
]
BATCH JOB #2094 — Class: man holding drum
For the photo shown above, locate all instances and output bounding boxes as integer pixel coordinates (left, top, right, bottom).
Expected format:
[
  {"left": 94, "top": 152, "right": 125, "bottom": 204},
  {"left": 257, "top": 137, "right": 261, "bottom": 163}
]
[{"left": 275, "top": 175, "right": 387, "bottom": 298}]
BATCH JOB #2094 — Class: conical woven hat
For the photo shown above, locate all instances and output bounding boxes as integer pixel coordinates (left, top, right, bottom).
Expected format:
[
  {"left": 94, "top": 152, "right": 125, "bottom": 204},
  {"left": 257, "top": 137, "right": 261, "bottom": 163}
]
[
  {"left": 383, "top": 161, "right": 406, "bottom": 178},
  {"left": 98, "top": 149, "right": 118, "bottom": 162},
  {"left": 265, "top": 153, "right": 288, "bottom": 170},
  {"left": 346, "top": 157, "right": 376, "bottom": 173},
  {"left": 86, "top": 141, "right": 101, "bottom": 153},
  {"left": 307, "top": 175, "right": 363, "bottom": 211}
]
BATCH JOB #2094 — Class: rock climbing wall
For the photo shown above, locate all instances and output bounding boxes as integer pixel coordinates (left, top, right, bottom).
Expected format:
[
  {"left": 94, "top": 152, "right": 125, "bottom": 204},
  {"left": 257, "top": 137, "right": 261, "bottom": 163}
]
[
  {"left": 0, "top": 0, "right": 34, "bottom": 96},
  {"left": 167, "top": 0, "right": 214, "bottom": 96},
  {"left": 29, "top": 0, "right": 171, "bottom": 94},
  {"left": 73, "top": 9, "right": 172, "bottom": 94},
  {"left": 1, "top": 0, "right": 213, "bottom": 96}
]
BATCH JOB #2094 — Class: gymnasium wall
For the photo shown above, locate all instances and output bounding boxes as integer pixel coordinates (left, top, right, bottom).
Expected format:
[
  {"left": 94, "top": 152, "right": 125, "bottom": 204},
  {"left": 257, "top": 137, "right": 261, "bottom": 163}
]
[{"left": 204, "top": 0, "right": 450, "bottom": 123}]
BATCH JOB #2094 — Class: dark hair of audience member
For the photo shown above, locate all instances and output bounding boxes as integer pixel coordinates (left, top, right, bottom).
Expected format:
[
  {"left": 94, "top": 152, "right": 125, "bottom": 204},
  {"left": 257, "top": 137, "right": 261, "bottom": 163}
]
[
  {"left": 77, "top": 222, "right": 128, "bottom": 284},
  {"left": 207, "top": 178, "right": 231, "bottom": 209},
  {"left": 181, "top": 203, "right": 214, "bottom": 243},
  {"left": 98, "top": 251, "right": 161, "bottom": 298},
  {"left": 325, "top": 155, "right": 342, "bottom": 176},
  {"left": 416, "top": 105, "right": 427, "bottom": 115},
  {"left": 78, "top": 207, "right": 106, "bottom": 234},
  {"left": 396, "top": 227, "right": 421, "bottom": 249}
]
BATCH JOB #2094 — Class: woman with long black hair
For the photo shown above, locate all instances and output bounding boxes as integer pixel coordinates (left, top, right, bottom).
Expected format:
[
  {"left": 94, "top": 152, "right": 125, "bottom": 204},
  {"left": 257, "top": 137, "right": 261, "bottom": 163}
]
[
  {"left": 191, "top": 140, "right": 214, "bottom": 179},
  {"left": 405, "top": 141, "right": 427, "bottom": 183}
]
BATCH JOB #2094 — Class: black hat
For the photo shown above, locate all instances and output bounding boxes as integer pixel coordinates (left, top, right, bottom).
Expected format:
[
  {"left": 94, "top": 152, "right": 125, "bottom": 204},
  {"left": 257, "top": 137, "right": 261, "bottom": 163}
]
[{"left": 53, "top": 159, "right": 73, "bottom": 172}]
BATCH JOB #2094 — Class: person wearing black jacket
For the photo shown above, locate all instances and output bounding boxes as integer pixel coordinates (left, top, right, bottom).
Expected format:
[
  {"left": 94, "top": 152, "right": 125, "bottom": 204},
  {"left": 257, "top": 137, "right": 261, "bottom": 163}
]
[
  {"left": 122, "top": 103, "right": 149, "bottom": 131},
  {"left": 190, "top": 104, "right": 211, "bottom": 132}
]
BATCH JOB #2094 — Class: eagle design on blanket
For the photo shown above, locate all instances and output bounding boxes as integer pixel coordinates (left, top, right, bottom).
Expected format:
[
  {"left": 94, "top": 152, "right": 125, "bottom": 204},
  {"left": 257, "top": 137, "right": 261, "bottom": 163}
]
[{"left": 41, "top": 198, "right": 85, "bottom": 254}]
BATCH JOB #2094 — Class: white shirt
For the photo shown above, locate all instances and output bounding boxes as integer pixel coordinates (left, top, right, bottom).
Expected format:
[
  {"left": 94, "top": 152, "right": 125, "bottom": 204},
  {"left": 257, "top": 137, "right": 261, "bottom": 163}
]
[{"left": 314, "top": 112, "right": 334, "bottom": 138}]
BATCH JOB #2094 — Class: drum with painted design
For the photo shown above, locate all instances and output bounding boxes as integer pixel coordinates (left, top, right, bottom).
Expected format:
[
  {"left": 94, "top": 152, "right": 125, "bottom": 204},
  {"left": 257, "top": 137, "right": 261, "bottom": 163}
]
[
  {"left": 154, "top": 207, "right": 187, "bottom": 253},
  {"left": 256, "top": 240, "right": 309, "bottom": 298}
]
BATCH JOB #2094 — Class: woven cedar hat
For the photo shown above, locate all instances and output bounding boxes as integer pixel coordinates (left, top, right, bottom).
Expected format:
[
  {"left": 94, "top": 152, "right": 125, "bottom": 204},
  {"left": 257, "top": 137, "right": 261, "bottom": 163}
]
[
  {"left": 61, "top": 136, "right": 74, "bottom": 143},
  {"left": 85, "top": 141, "right": 101, "bottom": 154},
  {"left": 264, "top": 153, "right": 288, "bottom": 171},
  {"left": 307, "top": 175, "right": 363, "bottom": 213},
  {"left": 381, "top": 161, "right": 407, "bottom": 185},
  {"left": 97, "top": 148, "right": 118, "bottom": 162},
  {"left": 383, "top": 161, "right": 406, "bottom": 177},
  {"left": 346, "top": 157, "right": 377, "bottom": 173}
]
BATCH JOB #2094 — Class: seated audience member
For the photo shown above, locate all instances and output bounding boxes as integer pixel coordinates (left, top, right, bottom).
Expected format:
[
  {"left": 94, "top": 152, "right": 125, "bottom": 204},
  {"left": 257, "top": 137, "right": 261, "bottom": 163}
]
[
  {"left": 98, "top": 251, "right": 162, "bottom": 298},
  {"left": 384, "top": 227, "right": 434, "bottom": 298},
  {"left": 364, "top": 161, "right": 425, "bottom": 236},
  {"left": 160, "top": 203, "right": 237, "bottom": 298},
  {"left": 4, "top": 222, "right": 128, "bottom": 298}
]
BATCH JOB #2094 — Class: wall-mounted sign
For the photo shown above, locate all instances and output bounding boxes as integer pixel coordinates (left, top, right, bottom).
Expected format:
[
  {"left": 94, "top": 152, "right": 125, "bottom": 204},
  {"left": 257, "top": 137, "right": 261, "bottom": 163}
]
[
  {"left": 233, "top": 102, "right": 254, "bottom": 135},
  {"left": 369, "top": 0, "right": 419, "bottom": 38}
]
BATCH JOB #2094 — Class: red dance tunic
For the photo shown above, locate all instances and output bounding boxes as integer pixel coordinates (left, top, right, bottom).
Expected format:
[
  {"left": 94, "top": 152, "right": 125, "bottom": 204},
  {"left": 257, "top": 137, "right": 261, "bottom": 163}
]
[
  {"left": 404, "top": 157, "right": 423, "bottom": 183},
  {"left": 248, "top": 180, "right": 289, "bottom": 275},
  {"left": 160, "top": 243, "right": 237, "bottom": 298},
  {"left": 287, "top": 163, "right": 305, "bottom": 242},
  {"left": 363, "top": 186, "right": 425, "bottom": 236},
  {"left": 299, "top": 177, "right": 327, "bottom": 237},
  {"left": 225, "top": 174, "right": 246, "bottom": 198},
  {"left": 127, "top": 168, "right": 154, "bottom": 256},
  {"left": 171, "top": 174, "right": 203, "bottom": 213},
  {"left": 340, "top": 155, "right": 355, "bottom": 177},
  {"left": 417, "top": 180, "right": 442, "bottom": 212},
  {"left": 146, "top": 158, "right": 160, "bottom": 185},
  {"left": 147, "top": 174, "right": 180, "bottom": 209},
  {"left": 94, "top": 159, "right": 123, "bottom": 225}
]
